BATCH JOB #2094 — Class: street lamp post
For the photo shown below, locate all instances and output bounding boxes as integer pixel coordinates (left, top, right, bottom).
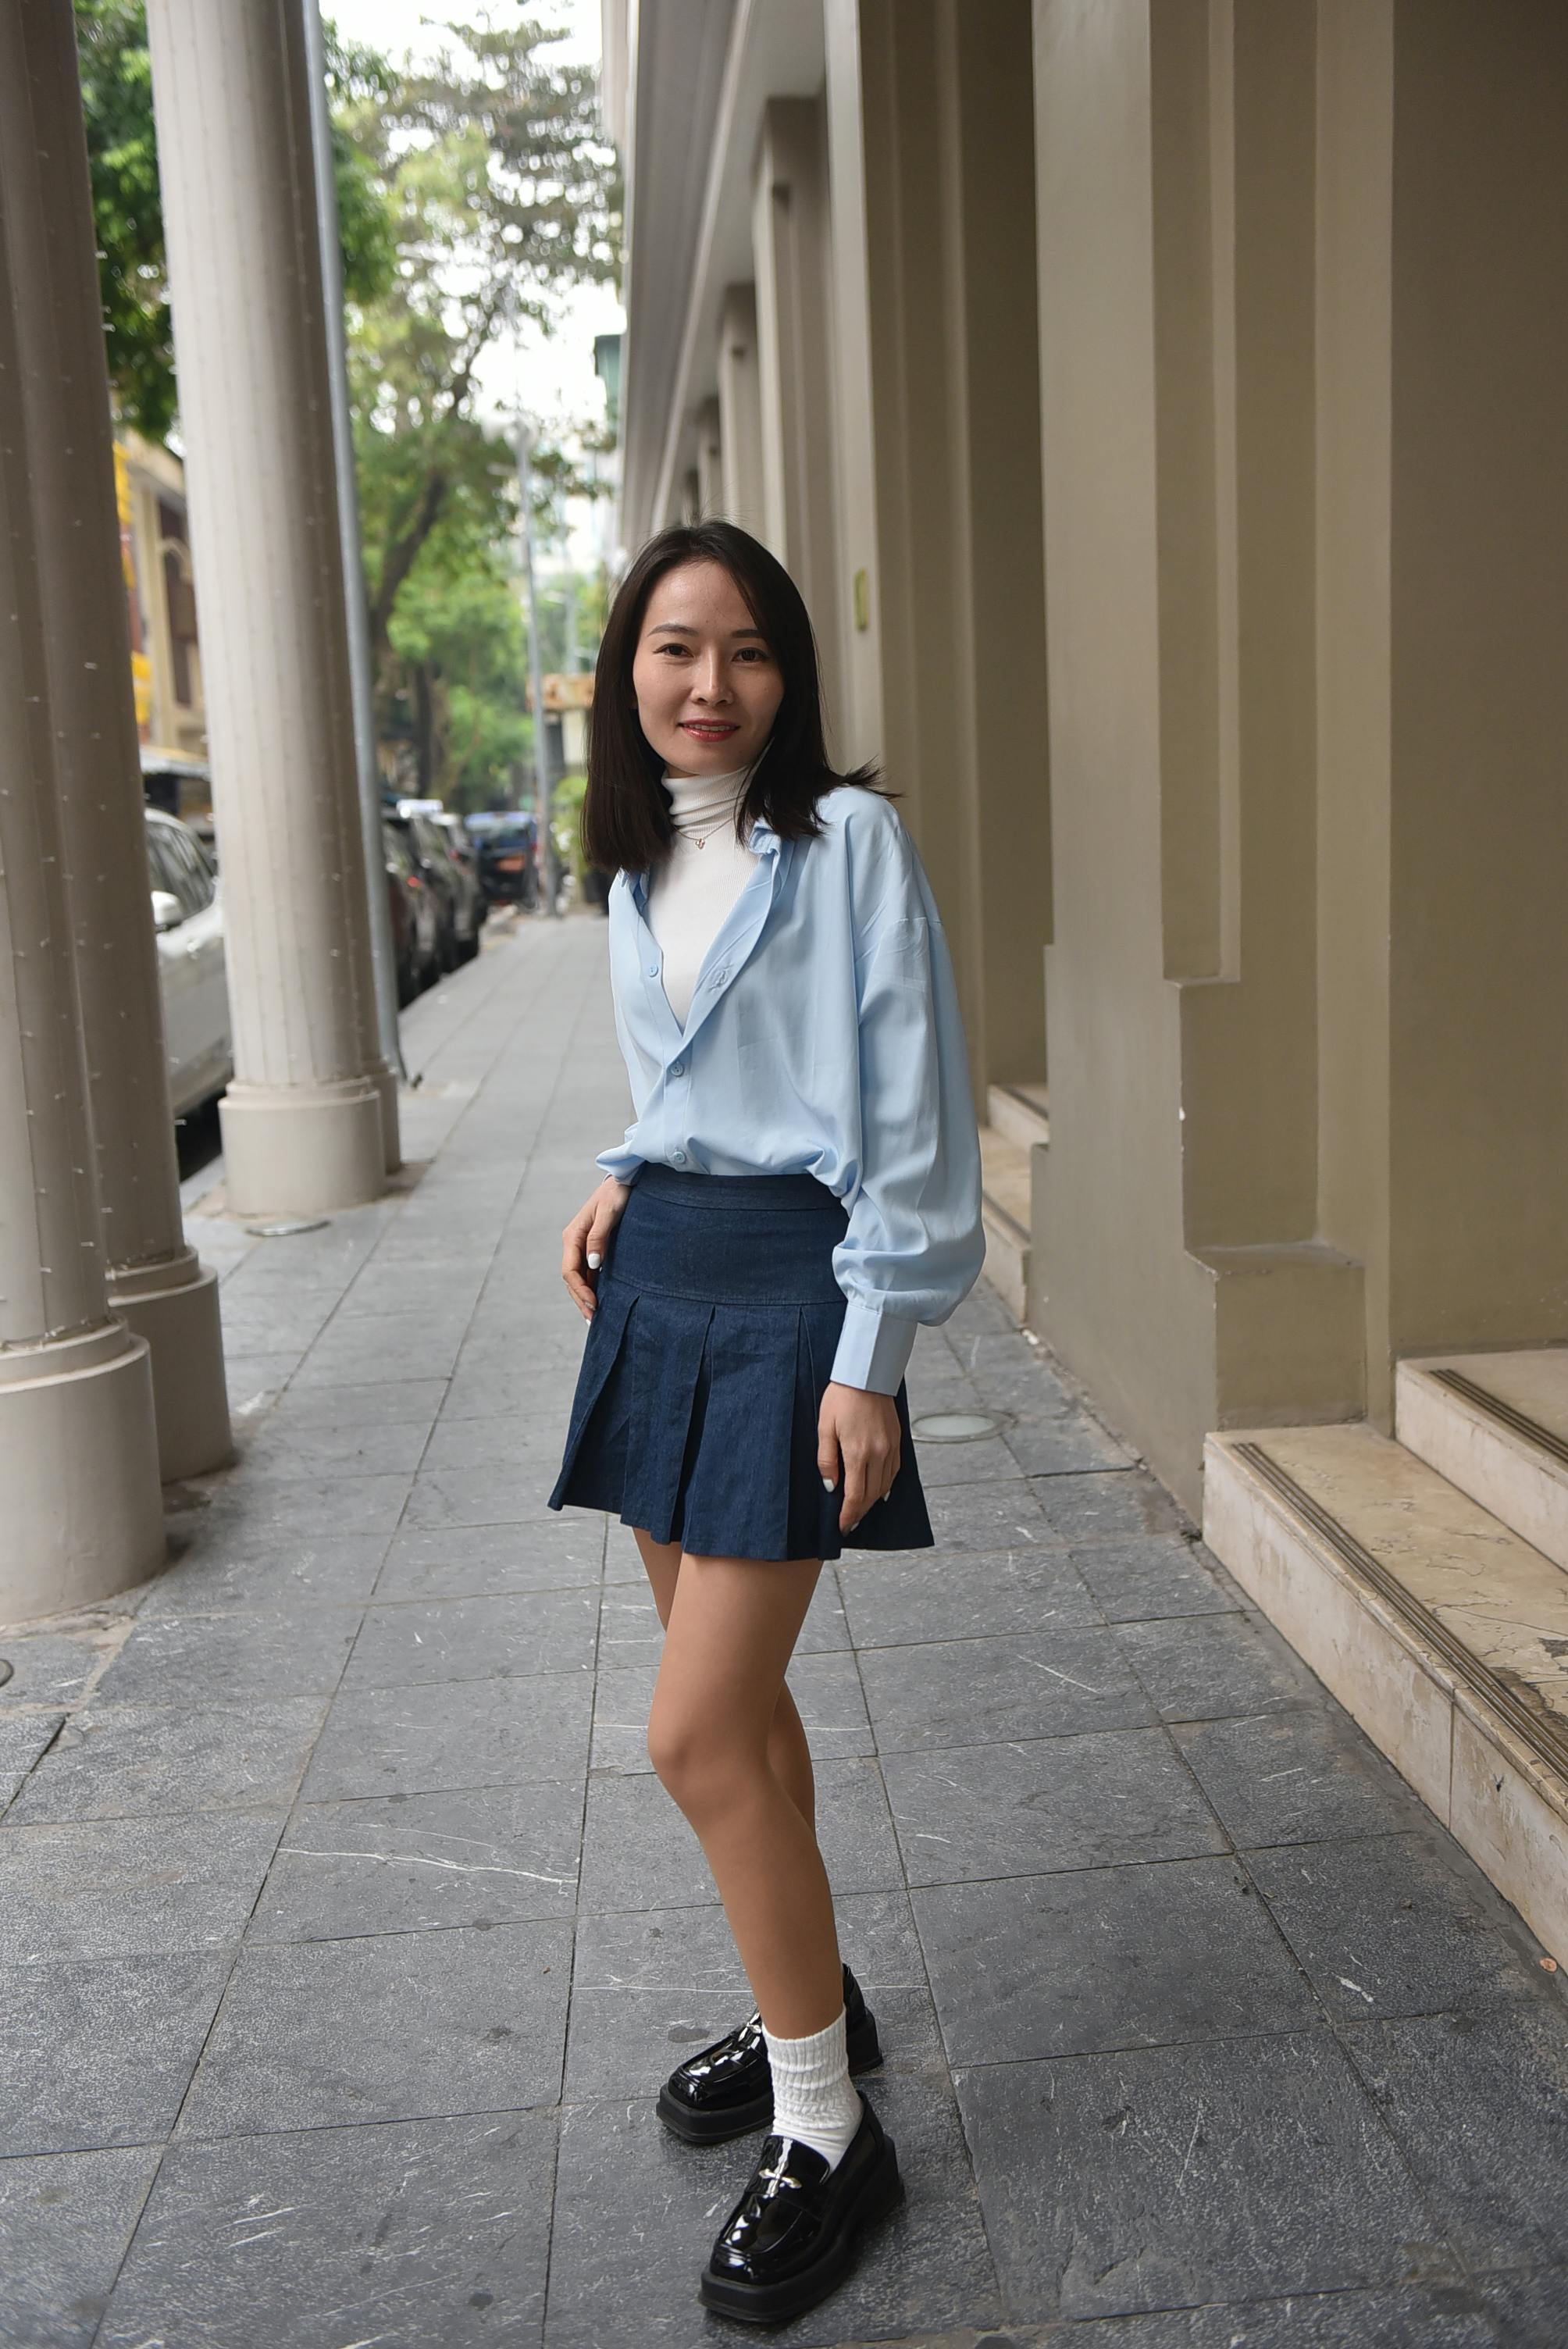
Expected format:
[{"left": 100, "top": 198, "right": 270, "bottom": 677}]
[{"left": 513, "top": 421, "right": 558, "bottom": 918}]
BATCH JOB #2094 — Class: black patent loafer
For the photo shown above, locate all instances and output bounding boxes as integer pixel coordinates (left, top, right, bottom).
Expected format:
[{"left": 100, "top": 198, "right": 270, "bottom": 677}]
[
  {"left": 657, "top": 1963, "right": 882, "bottom": 2147},
  {"left": 698, "top": 2094, "right": 903, "bottom": 2326}
]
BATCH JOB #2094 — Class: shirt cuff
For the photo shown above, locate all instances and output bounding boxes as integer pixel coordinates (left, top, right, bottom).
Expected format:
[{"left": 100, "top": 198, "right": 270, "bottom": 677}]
[
  {"left": 829, "top": 1299, "right": 918, "bottom": 1395},
  {"left": 595, "top": 1148, "right": 643, "bottom": 1187}
]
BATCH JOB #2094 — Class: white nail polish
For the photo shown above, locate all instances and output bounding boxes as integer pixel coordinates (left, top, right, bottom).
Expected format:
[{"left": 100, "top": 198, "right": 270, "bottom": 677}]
[
  {"left": 821, "top": 1474, "right": 835, "bottom": 1490},
  {"left": 586, "top": 1251, "right": 602, "bottom": 1268}
]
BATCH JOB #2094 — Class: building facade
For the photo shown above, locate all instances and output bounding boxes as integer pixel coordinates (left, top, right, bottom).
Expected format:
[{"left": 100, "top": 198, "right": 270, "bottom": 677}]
[{"left": 605, "top": 0, "right": 1568, "bottom": 1960}]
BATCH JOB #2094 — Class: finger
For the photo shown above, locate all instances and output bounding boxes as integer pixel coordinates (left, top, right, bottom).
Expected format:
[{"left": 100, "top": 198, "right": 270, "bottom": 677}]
[
  {"left": 817, "top": 1416, "right": 841, "bottom": 1497},
  {"left": 839, "top": 1453, "right": 874, "bottom": 1534},
  {"left": 561, "top": 1223, "right": 597, "bottom": 1318}
]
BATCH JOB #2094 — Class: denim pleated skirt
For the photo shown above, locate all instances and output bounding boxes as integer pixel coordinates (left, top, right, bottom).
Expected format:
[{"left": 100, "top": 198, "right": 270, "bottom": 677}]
[{"left": 547, "top": 1164, "right": 933, "bottom": 1563}]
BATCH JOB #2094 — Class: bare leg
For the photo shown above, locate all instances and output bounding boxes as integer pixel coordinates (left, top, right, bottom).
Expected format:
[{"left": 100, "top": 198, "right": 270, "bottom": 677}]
[
  {"left": 631, "top": 1527, "right": 816, "bottom": 1830},
  {"left": 646, "top": 1549, "right": 843, "bottom": 2039}
]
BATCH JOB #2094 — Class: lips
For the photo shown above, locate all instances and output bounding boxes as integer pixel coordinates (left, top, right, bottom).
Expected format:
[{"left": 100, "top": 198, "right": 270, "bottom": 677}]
[{"left": 680, "top": 722, "right": 739, "bottom": 740}]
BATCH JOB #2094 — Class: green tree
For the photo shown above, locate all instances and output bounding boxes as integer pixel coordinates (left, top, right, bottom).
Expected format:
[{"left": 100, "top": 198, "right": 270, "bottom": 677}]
[{"left": 74, "top": 2, "right": 397, "bottom": 441}]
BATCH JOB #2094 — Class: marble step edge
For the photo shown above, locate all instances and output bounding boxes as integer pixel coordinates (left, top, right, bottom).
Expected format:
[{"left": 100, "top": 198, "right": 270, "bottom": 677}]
[
  {"left": 1396, "top": 1354, "right": 1568, "bottom": 1572},
  {"left": 986, "top": 1082, "right": 1050, "bottom": 1153},
  {"left": 1203, "top": 1424, "right": 1568, "bottom": 1967}
]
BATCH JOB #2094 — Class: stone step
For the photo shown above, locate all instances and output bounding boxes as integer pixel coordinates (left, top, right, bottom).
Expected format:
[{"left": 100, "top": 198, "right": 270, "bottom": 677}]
[
  {"left": 978, "top": 1122, "right": 1031, "bottom": 1322},
  {"left": 986, "top": 1080, "right": 1050, "bottom": 1153},
  {"left": 1203, "top": 1418, "right": 1568, "bottom": 1966},
  {"left": 1396, "top": 1348, "right": 1568, "bottom": 1571}
]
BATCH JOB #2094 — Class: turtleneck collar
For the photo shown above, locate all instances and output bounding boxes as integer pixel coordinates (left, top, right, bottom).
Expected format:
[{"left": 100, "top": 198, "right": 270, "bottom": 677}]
[{"left": 663, "top": 765, "right": 750, "bottom": 835}]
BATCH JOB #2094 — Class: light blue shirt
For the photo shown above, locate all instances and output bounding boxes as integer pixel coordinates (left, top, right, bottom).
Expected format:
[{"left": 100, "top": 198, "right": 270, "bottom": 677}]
[{"left": 596, "top": 784, "right": 985, "bottom": 1393}]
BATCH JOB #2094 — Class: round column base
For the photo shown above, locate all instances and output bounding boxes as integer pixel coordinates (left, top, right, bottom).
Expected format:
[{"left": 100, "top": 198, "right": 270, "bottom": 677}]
[
  {"left": 109, "top": 1251, "right": 233, "bottom": 1483},
  {"left": 219, "top": 1079, "right": 387, "bottom": 1217},
  {"left": 0, "top": 1324, "right": 164, "bottom": 1623}
]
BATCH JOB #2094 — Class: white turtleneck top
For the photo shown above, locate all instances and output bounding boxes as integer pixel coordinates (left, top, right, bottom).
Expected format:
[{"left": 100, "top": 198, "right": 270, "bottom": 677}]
[{"left": 646, "top": 768, "right": 759, "bottom": 1025}]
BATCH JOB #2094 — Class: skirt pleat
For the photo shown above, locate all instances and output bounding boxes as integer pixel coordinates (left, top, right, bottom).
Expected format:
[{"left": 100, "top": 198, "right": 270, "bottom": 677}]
[{"left": 547, "top": 1166, "right": 935, "bottom": 1562}]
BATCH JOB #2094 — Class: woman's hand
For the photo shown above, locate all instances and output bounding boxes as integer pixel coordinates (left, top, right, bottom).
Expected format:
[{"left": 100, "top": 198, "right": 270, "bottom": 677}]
[
  {"left": 561, "top": 1177, "right": 633, "bottom": 1320},
  {"left": 818, "top": 1381, "right": 902, "bottom": 1534}
]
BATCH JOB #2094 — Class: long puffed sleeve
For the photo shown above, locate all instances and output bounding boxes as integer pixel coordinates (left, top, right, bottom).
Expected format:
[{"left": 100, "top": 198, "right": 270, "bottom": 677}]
[{"left": 828, "top": 840, "right": 985, "bottom": 1393}]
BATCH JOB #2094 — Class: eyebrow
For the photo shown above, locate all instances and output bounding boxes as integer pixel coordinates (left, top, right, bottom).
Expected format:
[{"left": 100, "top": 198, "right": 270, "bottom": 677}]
[{"left": 647, "top": 622, "right": 768, "bottom": 640}]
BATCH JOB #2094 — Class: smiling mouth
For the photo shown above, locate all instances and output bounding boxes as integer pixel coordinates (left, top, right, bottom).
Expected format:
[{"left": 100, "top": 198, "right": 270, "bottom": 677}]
[{"left": 680, "top": 721, "right": 739, "bottom": 737}]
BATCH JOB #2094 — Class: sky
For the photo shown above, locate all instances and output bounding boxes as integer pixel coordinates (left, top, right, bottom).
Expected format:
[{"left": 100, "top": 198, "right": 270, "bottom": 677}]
[{"left": 326, "top": 0, "right": 625, "bottom": 551}]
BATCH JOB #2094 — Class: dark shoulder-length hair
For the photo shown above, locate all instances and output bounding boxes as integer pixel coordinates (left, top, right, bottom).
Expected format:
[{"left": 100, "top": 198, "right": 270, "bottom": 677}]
[{"left": 581, "top": 519, "right": 884, "bottom": 874}]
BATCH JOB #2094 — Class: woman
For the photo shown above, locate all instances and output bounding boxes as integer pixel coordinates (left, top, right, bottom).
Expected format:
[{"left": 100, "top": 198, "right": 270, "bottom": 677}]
[{"left": 549, "top": 520, "right": 984, "bottom": 2326}]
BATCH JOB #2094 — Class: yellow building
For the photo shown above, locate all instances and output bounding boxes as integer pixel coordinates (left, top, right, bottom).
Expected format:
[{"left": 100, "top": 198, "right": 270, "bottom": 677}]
[{"left": 115, "top": 427, "right": 207, "bottom": 765}]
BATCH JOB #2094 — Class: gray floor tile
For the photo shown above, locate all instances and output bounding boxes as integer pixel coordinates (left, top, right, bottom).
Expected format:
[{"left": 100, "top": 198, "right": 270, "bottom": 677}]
[
  {"left": 263, "top": 1374, "right": 449, "bottom": 1428},
  {"left": 950, "top": 2283, "right": 1510, "bottom": 2346},
  {"left": 544, "top": 2074, "right": 999, "bottom": 2349},
  {"left": 419, "top": 1415, "right": 571, "bottom": 1474},
  {"left": 884, "top": 1728, "right": 1229, "bottom": 1886},
  {"left": 0, "top": 1630, "right": 113, "bottom": 1709},
  {"left": 861, "top": 1627, "right": 1152, "bottom": 1753},
  {"left": 301, "top": 1671, "right": 593, "bottom": 1800},
  {"left": 1115, "top": 1609, "right": 1328, "bottom": 1721},
  {"left": 837, "top": 1546, "right": 1103, "bottom": 1649},
  {"left": 565, "top": 1889, "right": 935, "bottom": 2101},
  {"left": 294, "top": 1318, "right": 469, "bottom": 1382},
  {"left": 579, "top": 1755, "right": 904, "bottom": 1914},
  {"left": 1067, "top": 1535, "right": 1235, "bottom": 1622},
  {"left": 1342, "top": 1996, "right": 1568, "bottom": 2268},
  {"left": 230, "top": 1417, "right": 431, "bottom": 1481},
  {"left": 98, "top": 2111, "right": 556, "bottom": 2349},
  {"left": 401, "top": 1466, "right": 565, "bottom": 1531},
  {"left": 5, "top": 1698, "right": 326, "bottom": 1826},
  {"left": 1246, "top": 1831, "right": 1543, "bottom": 2022},
  {"left": 177, "top": 1917, "right": 572, "bottom": 2137},
  {"left": 955, "top": 2030, "right": 1445, "bottom": 2322},
  {"left": 141, "top": 1531, "right": 391, "bottom": 1615},
  {"left": 0, "top": 1950, "right": 231, "bottom": 2157},
  {"left": 0, "top": 1806, "right": 286, "bottom": 1966},
  {"left": 93, "top": 1609, "right": 362, "bottom": 1708},
  {"left": 197, "top": 1469, "right": 413, "bottom": 1546},
  {"left": 342, "top": 1588, "right": 598, "bottom": 1691},
  {"left": 1031, "top": 1471, "right": 1192, "bottom": 1546},
  {"left": 0, "top": 1712, "right": 65, "bottom": 1815},
  {"left": 1172, "top": 1711, "right": 1424, "bottom": 1850},
  {"left": 914, "top": 1855, "right": 1315, "bottom": 2066},
  {"left": 0, "top": 2145, "right": 162, "bottom": 2349},
  {"left": 376, "top": 1517, "right": 604, "bottom": 1601},
  {"left": 917, "top": 1477, "right": 1059, "bottom": 1554},
  {"left": 915, "top": 1435, "right": 1031, "bottom": 1490},
  {"left": 1006, "top": 1413, "right": 1135, "bottom": 1476},
  {"left": 590, "top": 1648, "right": 871, "bottom": 1776},
  {"left": 251, "top": 1780, "right": 582, "bottom": 1941}
]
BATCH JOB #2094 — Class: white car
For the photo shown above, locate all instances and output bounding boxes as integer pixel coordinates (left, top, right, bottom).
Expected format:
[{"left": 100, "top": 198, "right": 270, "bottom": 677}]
[{"left": 145, "top": 806, "right": 232, "bottom": 1116}]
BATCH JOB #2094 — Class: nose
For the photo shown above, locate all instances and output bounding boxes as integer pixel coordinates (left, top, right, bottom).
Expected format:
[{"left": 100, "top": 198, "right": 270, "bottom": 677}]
[{"left": 690, "top": 651, "right": 730, "bottom": 704}]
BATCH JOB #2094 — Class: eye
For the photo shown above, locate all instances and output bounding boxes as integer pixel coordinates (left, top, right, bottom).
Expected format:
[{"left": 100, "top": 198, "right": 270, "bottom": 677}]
[{"left": 735, "top": 647, "right": 771, "bottom": 663}]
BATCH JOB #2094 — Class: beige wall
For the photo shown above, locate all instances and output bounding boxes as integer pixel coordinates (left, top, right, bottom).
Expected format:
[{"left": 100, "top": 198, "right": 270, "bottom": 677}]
[
  {"left": 826, "top": 0, "right": 1051, "bottom": 1103},
  {"left": 1033, "top": 0, "right": 1568, "bottom": 1510}
]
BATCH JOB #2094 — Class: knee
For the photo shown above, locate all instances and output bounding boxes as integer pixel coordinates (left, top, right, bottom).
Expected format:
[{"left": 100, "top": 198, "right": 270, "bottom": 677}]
[{"left": 647, "top": 1700, "right": 746, "bottom": 1820}]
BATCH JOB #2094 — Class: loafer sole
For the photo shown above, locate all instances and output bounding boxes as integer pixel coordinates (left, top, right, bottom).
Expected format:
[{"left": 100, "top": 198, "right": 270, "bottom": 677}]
[
  {"left": 697, "top": 2132, "right": 904, "bottom": 2325},
  {"left": 657, "top": 2013, "right": 885, "bottom": 2148}
]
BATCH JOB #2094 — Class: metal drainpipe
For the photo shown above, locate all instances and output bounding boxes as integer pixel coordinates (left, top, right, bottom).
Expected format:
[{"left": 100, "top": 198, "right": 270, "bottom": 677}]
[{"left": 301, "top": 0, "right": 408, "bottom": 1086}]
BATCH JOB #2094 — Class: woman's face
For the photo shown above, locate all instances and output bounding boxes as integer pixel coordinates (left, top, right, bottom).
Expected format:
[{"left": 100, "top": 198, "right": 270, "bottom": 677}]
[{"left": 631, "top": 559, "right": 785, "bottom": 779}]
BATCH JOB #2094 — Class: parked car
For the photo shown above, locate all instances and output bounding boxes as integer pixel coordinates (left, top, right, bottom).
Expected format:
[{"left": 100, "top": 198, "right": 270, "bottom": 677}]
[
  {"left": 145, "top": 806, "right": 231, "bottom": 1115},
  {"left": 432, "top": 811, "right": 489, "bottom": 932},
  {"left": 396, "top": 806, "right": 483, "bottom": 966},
  {"left": 382, "top": 816, "right": 440, "bottom": 1003},
  {"left": 476, "top": 811, "right": 540, "bottom": 909}
]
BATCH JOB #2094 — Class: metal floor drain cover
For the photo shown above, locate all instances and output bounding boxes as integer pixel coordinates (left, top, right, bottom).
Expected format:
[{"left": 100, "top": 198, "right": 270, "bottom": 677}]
[
  {"left": 245, "top": 1217, "right": 330, "bottom": 1239},
  {"left": 911, "top": 1410, "right": 1003, "bottom": 1443}
]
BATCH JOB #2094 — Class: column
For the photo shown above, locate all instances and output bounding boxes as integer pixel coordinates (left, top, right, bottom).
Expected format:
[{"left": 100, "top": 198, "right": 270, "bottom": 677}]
[
  {"left": 751, "top": 99, "right": 844, "bottom": 735},
  {"left": 717, "top": 284, "right": 768, "bottom": 541},
  {"left": 0, "top": 4, "right": 164, "bottom": 1618},
  {"left": 16, "top": 0, "right": 231, "bottom": 1483},
  {"left": 146, "top": 0, "right": 387, "bottom": 1215},
  {"left": 695, "top": 397, "right": 723, "bottom": 519}
]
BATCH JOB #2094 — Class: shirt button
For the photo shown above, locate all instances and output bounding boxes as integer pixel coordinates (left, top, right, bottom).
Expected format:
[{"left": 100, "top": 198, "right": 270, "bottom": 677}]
[
  {"left": 712, "top": 968, "right": 728, "bottom": 986},
  {"left": 671, "top": 1149, "right": 687, "bottom": 1166},
  {"left": 671, "top": 1060, "right": 684, "bottom": 1076},
  {"left": 646, "top": 962, "right": 658, "bottom": 977}
]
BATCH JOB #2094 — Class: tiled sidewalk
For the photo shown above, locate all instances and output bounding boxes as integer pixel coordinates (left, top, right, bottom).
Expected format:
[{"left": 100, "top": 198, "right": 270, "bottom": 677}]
[{"left": 3, "top": 915, "right": 1567, "bottom": 2349}]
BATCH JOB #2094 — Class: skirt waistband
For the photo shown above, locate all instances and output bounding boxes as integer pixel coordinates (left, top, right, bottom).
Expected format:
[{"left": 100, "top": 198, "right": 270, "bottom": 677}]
[{"left": 633, "top": 1164, "right": 842, "bottom": 1214}]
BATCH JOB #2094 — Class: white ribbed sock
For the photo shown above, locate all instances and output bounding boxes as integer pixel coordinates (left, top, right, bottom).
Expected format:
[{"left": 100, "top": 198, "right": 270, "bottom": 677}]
[{"left": 763, "top": 2007, "right": 864, "bottom": 2175}]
